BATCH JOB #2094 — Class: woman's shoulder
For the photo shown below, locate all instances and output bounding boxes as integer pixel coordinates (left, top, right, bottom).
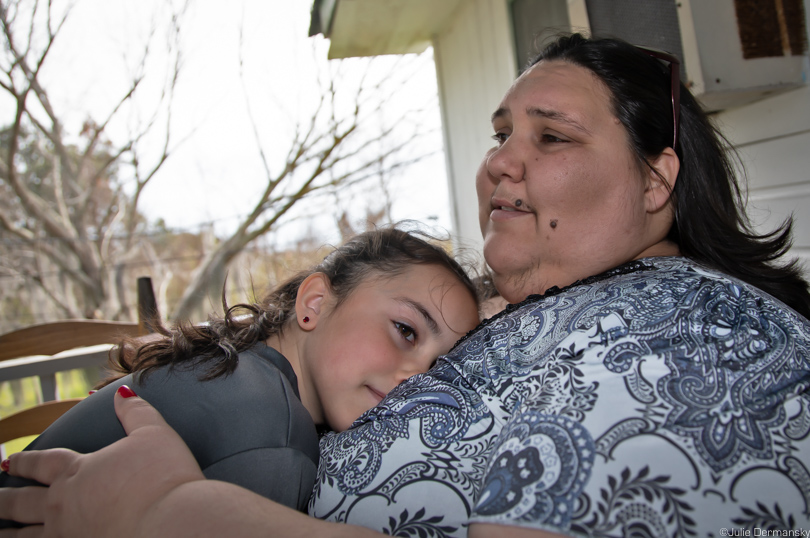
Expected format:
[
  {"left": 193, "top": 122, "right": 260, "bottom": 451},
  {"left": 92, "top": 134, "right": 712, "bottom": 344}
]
[
  {"left": 502, "top": 256, "right": 806, "bottom": 322},
  {"left": 643, "top": 256, "right": 810, "bottom": 325},
  {"left": 452, "top": 256, "right": 809, "bottom": 373}
]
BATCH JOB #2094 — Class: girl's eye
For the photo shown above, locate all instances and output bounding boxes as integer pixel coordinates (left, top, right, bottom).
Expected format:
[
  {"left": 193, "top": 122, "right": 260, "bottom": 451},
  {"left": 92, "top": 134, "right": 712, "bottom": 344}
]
[
  {"left": 394, "top": 322, "right": 417, "bottom": 344},
  {"left": 492, "top": 132, "right": 508, "bottom": 145}
]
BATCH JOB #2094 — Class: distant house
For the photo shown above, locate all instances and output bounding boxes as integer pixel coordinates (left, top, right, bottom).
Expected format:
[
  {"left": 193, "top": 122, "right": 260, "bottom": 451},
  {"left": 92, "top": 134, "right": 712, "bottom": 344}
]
[{"left": 310, "top": 0, "right": 810, "bottom": 272}]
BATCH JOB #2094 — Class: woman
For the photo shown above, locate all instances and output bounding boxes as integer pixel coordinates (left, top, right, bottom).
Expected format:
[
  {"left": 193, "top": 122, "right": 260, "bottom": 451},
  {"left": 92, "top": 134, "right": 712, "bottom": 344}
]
[{"left": 2, "top": 34, "right": 810, "bottom": 537}]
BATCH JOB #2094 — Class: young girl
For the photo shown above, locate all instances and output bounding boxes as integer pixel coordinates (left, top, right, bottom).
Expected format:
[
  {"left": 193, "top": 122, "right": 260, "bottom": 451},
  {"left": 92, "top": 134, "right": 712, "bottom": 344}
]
[{"left": 0, "top": 228, "right": 480, "bottom": 515}]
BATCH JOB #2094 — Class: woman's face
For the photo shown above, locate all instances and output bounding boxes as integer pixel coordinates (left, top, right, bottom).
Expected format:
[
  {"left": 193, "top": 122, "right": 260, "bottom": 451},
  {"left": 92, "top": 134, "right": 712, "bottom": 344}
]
[{"left": 477, "top": 60, "right": 672, "bottom": 303}]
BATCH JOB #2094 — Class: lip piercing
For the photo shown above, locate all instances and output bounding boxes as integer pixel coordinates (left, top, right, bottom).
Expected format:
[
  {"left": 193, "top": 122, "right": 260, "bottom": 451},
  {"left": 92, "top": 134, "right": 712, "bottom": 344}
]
[{"left": 515, "top": 199, "right": 523, "bottom": 207}]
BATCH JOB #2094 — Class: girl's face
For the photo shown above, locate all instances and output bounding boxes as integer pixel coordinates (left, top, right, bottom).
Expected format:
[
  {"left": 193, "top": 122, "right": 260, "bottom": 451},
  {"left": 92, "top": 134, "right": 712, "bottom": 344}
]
[
  {"left": 476, "top": 60, "right": 675, "bottom": 303},
  {"left": 301, "top": 264, "right": 479, "bottom": 431}
]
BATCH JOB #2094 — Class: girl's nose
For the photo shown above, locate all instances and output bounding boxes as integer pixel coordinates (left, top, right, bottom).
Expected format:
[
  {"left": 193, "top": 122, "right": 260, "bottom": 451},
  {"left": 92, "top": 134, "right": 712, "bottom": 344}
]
[
  {"left": 394, "top": 356, "right": 434, "bottom": 386},
  {"left": 394, "top": 367, "right": 418, "bottom": 386}
]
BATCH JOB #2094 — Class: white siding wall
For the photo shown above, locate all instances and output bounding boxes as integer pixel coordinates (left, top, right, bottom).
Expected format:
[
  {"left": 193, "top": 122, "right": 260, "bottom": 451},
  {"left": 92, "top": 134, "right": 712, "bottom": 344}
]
[
  {"left": 433, "top": 0, "right": 516, "bottom": 252},
  {"left": 716, "top": 83, "right": 810, "bottom": 274},
  {"left": 433, "top": 0, "right": 809, "bottom": 278}
]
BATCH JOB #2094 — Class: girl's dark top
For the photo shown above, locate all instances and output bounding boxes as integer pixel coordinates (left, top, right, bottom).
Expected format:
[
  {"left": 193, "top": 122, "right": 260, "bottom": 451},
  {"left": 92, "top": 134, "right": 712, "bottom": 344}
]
[{"left": 0, "top": 343, "right": 319, "bottom": 520}]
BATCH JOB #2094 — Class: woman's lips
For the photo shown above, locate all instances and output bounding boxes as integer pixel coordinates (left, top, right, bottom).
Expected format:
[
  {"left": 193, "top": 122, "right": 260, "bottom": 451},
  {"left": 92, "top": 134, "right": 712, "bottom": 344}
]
[
  {"left": 490, "top": 206, "right": 531, "bottom": 221},
  {"left": 489, "top": 197, "right": 531, "bottom": 221}
]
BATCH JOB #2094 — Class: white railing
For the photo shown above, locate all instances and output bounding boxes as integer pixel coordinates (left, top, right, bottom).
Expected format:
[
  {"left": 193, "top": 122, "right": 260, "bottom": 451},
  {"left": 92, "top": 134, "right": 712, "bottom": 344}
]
[{"left": 0, "top": 344, "right": 113, "bottom": 402}]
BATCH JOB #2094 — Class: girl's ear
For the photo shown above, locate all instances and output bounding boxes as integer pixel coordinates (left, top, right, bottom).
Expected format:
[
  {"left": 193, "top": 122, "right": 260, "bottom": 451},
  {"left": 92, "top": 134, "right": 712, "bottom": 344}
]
[
  {"left": 645, "top": 147, "right": 680, "bottom": 213},
  {"left": 295, "top": 273, "right": 331, "bottom": 330}
]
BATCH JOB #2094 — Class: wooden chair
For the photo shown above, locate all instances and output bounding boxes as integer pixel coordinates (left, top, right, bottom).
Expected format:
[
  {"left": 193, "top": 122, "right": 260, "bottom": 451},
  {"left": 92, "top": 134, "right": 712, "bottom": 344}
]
[
  {"left": 0, "top": 277, "right": 159, "bottom": 448},
  {"left": 0, "top": 400, "right": 85, "bottom": 445}
]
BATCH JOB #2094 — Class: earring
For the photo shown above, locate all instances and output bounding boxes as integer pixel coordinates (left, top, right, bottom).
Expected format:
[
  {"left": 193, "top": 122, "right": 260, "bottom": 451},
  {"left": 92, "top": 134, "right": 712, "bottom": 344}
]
[{"left": 303, "top": 316, "right": 310, "bottom": 323}]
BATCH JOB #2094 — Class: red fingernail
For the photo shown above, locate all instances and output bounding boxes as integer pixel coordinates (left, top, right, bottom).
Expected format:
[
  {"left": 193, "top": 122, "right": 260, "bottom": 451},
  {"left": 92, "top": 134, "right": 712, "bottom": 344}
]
[
  {"left": 117, "top": 385, "right": 137, "bottom": 399},
  {"left": 88, "top": 389, "right": 98, "bottom": 395},
  {"left": 1, "top": 458, "right": 9, "bottom": 473}
]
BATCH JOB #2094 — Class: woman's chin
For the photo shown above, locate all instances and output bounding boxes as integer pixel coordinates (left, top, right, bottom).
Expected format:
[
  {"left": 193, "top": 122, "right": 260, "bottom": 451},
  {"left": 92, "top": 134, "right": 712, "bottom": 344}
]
[{"left": 488, "top": 273, "right": 533, "bottom": 304}]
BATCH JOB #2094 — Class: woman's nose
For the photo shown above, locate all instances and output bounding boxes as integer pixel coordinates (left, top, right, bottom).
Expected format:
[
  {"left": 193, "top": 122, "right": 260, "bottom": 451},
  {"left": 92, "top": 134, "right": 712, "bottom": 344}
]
[{"left": 485, "top": 138, "right": 525, "bottom": 184}]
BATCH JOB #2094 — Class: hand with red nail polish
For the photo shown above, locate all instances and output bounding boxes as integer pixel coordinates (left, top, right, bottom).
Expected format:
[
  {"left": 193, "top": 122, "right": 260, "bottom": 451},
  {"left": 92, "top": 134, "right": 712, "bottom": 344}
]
[
  {"left": 0, "top": 389, "right": 205, "bottom": 536},
  {"left": 0, "top": 391, "right": 384, "bottom": 537},
  {"left": 117, "top": 385, "right": 137, "bottom": 398}
]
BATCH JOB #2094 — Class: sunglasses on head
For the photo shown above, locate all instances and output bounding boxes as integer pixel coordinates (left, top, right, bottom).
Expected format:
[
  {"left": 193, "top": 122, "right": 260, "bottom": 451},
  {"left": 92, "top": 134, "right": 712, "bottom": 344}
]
[{"left": 634, "top": 45, "right": 681, "bottom": 150}]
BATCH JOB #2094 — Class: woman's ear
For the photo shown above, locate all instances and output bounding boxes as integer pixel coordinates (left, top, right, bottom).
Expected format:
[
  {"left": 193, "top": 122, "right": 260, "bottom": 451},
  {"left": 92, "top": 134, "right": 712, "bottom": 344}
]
[
  {"left": 644, "top": 147, "right": 680, "bottom": 213},
  {"left": 294, "top": 273, "right": 331, "bottom": 330}
]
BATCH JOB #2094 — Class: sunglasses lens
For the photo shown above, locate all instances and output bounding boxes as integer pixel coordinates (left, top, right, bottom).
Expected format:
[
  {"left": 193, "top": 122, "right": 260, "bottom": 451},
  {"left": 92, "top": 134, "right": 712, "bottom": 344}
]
[{"left": 635, "top": 46, "right": 680, "bottom": 149}]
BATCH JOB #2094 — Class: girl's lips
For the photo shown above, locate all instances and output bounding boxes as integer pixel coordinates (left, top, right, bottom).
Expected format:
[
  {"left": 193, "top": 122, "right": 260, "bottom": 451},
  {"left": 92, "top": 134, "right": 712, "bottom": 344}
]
[{"left": 367, "top": 385, "right": 386, "bottom": 403}]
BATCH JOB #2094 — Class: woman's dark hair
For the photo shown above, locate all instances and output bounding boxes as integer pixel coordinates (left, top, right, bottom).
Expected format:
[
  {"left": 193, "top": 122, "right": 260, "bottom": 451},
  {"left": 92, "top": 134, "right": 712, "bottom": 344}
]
[
  {"left": 530, "top": 33, "right": 810, "bottom": 318},
  {"left": 106, "top": 227, "right": 479, "bottom": 384}
]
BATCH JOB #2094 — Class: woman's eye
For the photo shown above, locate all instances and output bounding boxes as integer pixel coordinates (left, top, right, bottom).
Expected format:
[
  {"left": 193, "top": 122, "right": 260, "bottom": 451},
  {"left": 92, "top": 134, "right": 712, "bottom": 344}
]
[
  {"left": 491, "top": 132, "right": 508, "bottom": 145},
  {"left": 541, "top": 133, "right": 567, "bottom": 143},
  {"left": 394, "top": 322, "right": 417, "bottom": 344}
]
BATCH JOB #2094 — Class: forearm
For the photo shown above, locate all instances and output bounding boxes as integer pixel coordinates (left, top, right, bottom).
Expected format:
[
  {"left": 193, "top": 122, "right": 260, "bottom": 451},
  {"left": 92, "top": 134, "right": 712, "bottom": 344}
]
[
  {"left": 0, "top": 389, "right": 378, "bottom": 537},
  {"left": 137, "top": 479, "right": 383, "bottom": 538},
  {"left": 469, "top": 523, "right": 571, "bottom": 537}
]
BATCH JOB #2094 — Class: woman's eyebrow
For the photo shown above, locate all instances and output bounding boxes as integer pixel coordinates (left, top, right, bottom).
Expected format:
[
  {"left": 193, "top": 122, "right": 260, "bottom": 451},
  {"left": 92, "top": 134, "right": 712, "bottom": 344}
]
[
  {"left": 526, "top": 106, "right": 591, "bottom": 134},
  {"left": 491, "top": 106, "right": 591, "bottom": 135},
  {"left": 396, "top": 297, "right": 440, "bottom": 335},
  {"left": 491, "top": 107, "right": 510, "bottom": 122}
]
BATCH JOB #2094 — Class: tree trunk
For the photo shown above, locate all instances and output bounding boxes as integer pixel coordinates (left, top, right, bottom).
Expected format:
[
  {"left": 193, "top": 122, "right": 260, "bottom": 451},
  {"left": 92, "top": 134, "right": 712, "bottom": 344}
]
[{"left": 171, "top": 238, "right": 241, "bottom": 322}]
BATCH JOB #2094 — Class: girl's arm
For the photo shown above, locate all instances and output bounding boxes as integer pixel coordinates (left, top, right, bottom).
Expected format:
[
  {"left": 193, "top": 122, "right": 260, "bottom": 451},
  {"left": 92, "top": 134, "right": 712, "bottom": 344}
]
[{"left": 0, "top": 388, "right": 379, "bottom": 538}]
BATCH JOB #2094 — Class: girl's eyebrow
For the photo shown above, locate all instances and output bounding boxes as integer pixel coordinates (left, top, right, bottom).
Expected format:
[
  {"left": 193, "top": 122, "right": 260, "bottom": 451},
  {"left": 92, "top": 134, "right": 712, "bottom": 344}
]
[{"left": 396, "top": 297, "right": 440, "bottom": 335}]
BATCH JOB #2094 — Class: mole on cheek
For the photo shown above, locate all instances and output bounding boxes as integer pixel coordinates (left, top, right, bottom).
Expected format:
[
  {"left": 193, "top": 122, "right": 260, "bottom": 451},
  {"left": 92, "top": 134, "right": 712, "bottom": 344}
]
[{"left": 550, "top": 220, "right": 558, "bottom": 229}]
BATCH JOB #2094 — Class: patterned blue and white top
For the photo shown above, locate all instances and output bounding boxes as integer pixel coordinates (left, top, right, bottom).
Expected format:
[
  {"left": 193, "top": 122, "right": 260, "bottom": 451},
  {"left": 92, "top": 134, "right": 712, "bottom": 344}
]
[{"left": 309, "top": 257, "right": 810, "bottom": 537}]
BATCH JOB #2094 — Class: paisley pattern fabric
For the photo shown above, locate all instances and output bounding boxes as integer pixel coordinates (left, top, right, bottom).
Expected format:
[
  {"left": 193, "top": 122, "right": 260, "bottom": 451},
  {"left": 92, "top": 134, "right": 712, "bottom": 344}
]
[{"left": 309, "top": 258, "right": 810, "bottom": 537}]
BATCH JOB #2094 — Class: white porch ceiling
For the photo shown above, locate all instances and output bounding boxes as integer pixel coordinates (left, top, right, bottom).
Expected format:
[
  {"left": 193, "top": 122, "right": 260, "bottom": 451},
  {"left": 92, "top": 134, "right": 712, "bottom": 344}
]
[{"left": 321, "top": 0, "right": 465, "bottom": 59}]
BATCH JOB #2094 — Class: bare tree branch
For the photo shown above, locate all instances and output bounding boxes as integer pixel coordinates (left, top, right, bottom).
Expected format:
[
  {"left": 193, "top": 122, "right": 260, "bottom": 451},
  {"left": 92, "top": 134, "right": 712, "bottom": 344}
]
[
  {"left": 0, "top": 0, "right": 188, "bottom": 321},
  {"left": 172, "top": 45, "right": 440, "bottom": 319}
]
